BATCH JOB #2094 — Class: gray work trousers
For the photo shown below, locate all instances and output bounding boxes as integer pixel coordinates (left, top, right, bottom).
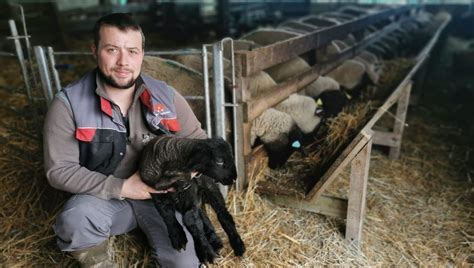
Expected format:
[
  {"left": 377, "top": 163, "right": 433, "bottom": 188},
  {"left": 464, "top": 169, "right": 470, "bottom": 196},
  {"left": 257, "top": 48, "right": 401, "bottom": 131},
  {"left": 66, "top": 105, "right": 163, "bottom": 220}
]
[{"left": 53, "top": 195, "right": 200, "bottom": 267}]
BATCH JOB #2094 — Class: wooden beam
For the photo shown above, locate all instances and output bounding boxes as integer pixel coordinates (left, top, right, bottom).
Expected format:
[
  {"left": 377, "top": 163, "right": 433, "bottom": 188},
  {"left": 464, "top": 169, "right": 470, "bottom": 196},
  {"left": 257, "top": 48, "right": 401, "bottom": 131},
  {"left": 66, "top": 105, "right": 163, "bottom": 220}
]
[
  {"left": 373, "top": 130, "right": 399, "bottom": 147},
  {"left": 264, "top": 194, "right": 348, "bottom": 219},
  {"left": 306, "top": 129, "right": 373, "bottom": 203},
  {"left": 389, "top": 82, "right": 412, "bottom": 159},
  {"left": 345, "top": 138, "right": 373, "bottom": 247},
  {"left": 240, "top": 6, "right": 412, "bottom": 76}
]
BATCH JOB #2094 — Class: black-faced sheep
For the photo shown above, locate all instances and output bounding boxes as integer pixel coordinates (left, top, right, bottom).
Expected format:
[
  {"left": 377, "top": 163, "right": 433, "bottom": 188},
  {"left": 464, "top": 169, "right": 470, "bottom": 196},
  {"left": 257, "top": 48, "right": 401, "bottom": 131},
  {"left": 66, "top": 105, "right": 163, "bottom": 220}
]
[
  {"left": 139, "top": 135, "right": 245, "bottom": 264},
  {"left": 251, "top": 108, "right": 306, "bottom": 169},
  {"left": 300, "top": 75, "right": 348, "bottom": 119}
]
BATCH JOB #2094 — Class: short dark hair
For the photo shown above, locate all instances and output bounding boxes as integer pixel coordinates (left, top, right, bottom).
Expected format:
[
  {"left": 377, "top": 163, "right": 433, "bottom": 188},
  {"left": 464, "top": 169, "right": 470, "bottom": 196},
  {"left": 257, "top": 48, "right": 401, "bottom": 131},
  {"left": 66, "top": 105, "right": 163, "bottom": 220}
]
[{"left": 93, "top": 13, "right": 145, "bottom": 50}]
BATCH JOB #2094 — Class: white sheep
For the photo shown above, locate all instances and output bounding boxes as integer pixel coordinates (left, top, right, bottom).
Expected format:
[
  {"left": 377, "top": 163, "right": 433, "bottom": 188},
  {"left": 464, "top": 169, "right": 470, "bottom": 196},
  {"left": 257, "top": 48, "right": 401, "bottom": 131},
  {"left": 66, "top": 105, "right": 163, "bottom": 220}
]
[{"left": 327, "top": 59, "right": 367, "bottom": 93}]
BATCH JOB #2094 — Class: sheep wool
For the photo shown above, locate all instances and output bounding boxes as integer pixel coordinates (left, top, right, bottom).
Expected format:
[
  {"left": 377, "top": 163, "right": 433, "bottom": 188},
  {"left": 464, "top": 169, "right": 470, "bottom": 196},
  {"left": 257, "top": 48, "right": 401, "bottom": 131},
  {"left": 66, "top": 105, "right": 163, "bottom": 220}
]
[
  {"left": 302, "top": 75, "right": 340, "bottom": 98},
  {"left": 248, "top": 71, "right": 278, "bottom": 99},
  {"left": 265, "top": 57, "right": 311, "bottom": 83},
  {"left": 250, "top": 108, "right": 295, "bottom": 146},
  {"left": 327, "top": 59, "right": 366, "bottom": 91},
  {"left": 275, "top": 94, "right": 321, "bottom": 134}
]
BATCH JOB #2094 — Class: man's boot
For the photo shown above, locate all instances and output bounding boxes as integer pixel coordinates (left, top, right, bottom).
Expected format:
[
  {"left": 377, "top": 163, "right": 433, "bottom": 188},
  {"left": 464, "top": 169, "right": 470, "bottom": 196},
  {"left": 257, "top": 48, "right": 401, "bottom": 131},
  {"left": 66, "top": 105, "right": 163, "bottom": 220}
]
[{"left": 70, "top": 239, "right": 117, "bottom": 268}]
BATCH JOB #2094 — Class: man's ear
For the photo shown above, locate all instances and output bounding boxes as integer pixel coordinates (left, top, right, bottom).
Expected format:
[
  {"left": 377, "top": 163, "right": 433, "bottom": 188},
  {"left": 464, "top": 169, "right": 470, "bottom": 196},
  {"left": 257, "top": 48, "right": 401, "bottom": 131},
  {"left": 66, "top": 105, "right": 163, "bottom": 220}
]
[{"left": 91, "top": 44, "right": 97, "bottom": 60}]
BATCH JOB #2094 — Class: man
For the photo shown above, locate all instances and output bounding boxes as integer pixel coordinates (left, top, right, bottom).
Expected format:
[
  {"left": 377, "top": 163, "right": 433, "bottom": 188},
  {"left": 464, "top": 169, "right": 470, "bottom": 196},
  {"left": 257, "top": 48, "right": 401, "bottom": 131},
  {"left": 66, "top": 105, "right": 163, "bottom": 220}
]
[{"left": 43, "top": 13, "right": 207, "bottom": 267}]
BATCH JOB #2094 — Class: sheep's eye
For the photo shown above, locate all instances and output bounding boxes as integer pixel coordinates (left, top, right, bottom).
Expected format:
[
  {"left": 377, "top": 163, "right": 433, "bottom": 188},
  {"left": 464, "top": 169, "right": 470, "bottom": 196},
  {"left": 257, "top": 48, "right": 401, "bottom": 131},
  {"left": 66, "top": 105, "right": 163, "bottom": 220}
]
[{"left": 216, "top": 159, "right": 224, "bottom": 166}]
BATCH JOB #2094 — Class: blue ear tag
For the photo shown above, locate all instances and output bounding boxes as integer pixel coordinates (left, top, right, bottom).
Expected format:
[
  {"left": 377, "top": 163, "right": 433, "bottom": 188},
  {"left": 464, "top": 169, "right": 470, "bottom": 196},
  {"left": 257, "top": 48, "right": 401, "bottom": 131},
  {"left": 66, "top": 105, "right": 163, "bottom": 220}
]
[{"left": 291, "top": 141, "right": 301, "bottom": 149}]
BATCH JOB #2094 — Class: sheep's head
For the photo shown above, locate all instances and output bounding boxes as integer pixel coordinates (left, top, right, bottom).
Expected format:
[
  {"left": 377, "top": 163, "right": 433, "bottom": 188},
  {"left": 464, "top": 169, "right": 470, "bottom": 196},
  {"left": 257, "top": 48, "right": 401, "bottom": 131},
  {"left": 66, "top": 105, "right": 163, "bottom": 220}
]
[
  {"left": 187, "top": 137, "right": 237, "bottom": 185},
  {"left": 266, "top": 125, "right": 306, "bottom": 169}
]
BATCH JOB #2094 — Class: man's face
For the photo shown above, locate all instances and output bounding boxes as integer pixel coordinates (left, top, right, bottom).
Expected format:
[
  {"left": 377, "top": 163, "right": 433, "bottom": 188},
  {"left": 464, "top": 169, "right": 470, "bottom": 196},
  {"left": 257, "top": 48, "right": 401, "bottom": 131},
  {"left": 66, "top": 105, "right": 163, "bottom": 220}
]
[{"left": 92, "top": 26, "right": 144, "bottom": 90}]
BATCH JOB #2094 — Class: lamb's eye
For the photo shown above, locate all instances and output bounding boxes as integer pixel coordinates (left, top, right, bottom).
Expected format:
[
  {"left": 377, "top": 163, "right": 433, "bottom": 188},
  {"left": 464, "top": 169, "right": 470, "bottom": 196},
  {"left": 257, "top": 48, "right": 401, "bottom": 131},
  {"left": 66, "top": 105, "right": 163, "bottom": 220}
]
[{"left": 216, "top": 158, "right": 224, "bottom": 166}]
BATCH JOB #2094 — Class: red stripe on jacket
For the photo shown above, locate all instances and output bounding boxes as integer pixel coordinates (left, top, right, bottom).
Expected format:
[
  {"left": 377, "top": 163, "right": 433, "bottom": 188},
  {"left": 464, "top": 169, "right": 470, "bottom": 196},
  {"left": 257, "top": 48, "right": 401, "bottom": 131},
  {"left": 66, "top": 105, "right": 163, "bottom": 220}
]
[{"left": 76, "top": 128, "right": 96, "bottom": 142}]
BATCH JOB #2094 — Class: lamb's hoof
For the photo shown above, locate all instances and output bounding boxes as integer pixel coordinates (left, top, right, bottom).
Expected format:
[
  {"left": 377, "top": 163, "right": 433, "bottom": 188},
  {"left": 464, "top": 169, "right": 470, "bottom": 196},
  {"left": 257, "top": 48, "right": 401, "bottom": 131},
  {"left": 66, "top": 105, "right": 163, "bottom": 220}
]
[
  {"left": 170, "top": 229, "right": 188, "bottom": 251},
  {"left": 196, "top": 246, "right": 217, "bottom": 264},
  {"left": 208, "top": 235, "right": 223, "bottom": 252},
  {"left": 231, "top": 237, "right": 245, "bottom": 256}
]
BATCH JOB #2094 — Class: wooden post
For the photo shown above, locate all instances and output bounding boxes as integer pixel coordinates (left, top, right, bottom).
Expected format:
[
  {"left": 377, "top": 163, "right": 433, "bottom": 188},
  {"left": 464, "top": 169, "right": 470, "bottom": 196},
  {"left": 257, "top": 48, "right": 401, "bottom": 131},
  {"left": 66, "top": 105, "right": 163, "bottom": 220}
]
[
  {"left": 345, "top": 137, "right": 373, "bottom": 247},
  {"left": 389, "top": 82, "right": 412, "bottom": 159}
]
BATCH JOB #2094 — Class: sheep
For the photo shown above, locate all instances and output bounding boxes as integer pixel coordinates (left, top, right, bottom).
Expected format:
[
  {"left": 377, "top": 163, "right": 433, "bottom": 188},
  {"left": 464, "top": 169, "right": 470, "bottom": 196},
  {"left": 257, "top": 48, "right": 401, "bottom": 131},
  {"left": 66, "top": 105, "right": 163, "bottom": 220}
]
[
  {"left": 139, "top": 134, "right": 245, "bottom": 264},
  {"left": 327, "top": 59, "right": 368, "bottom": 96},
  {"left": 299, "top": 75, "right": 348, "bottom": 119},
  {"left": 251, "top": 108, "right": 306, "bottom": 169},
  {"left": 274, "top": 94, "right": 322, "bottom": 141},
  {"left": 300, "top": 75, "right": 339, "bottom": 97}
]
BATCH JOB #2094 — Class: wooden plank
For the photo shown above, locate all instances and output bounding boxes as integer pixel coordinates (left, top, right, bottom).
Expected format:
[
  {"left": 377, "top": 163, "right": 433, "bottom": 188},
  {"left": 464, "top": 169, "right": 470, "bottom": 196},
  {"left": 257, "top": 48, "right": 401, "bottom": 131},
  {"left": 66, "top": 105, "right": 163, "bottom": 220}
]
[
  {"left": 264, "top": 194, "right": 348, "bottom": 219},
  {"left": 345, "top": 138, "right": 372, "bottom": 247},
  {"left": 306, "top": 129, "right": 373, "bottom": 202},
  {"left": 240, "top": 6, "right": 412, "bottom": 76},
  {"left": 389, "top": 82, "right": 412, "bottom": 159},
  {"left": 247, "top": 67, "right": 321, "bottom": 122},
  {"left": 373, "top": 130, "right": 399, "bottom": 147}
]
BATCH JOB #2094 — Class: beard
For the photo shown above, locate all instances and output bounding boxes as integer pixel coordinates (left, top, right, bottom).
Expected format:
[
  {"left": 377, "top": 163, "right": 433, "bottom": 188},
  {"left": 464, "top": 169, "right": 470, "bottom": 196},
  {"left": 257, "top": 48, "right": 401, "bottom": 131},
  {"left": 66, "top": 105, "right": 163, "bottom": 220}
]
[{"left": 97, "top": 67, "right": 138, "bottom": 89}]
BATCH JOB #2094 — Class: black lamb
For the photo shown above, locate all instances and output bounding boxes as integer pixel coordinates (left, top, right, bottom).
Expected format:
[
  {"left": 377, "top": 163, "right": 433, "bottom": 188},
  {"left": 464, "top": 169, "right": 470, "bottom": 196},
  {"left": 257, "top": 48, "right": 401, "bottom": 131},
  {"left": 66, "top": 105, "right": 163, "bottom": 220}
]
[{"left": 138, "top": 134, "right": 245, "bottom": 264}]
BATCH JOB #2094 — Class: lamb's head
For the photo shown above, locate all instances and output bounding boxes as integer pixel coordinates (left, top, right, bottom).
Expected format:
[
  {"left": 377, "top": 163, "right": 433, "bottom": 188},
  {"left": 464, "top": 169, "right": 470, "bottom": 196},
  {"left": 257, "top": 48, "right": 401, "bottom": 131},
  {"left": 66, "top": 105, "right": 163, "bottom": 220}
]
[{"left": 187, "top": 137, "right": 237, "bottom": 185}]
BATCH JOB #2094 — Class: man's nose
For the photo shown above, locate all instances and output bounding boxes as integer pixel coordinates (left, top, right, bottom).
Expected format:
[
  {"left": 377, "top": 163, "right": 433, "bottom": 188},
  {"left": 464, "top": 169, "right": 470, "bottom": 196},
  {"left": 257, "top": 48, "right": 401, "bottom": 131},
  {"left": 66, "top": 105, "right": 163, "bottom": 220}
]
[{"left": 117, "top": 50, "right": 129, "bottom": 66}]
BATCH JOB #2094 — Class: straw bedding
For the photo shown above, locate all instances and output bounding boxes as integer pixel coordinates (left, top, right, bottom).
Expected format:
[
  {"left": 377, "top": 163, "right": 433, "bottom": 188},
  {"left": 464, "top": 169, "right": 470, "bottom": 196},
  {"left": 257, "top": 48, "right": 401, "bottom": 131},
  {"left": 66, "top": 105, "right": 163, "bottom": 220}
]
[{"left": 0, "top": 55, "right": 472, "bottom": 267}]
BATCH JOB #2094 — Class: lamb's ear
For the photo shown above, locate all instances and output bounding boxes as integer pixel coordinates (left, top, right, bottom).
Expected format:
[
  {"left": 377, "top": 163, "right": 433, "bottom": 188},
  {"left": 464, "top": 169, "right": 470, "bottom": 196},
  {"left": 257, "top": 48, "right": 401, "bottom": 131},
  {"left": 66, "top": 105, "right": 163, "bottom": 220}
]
[{"left": 186, "top": 143, "right": 211, "bottom": 171}]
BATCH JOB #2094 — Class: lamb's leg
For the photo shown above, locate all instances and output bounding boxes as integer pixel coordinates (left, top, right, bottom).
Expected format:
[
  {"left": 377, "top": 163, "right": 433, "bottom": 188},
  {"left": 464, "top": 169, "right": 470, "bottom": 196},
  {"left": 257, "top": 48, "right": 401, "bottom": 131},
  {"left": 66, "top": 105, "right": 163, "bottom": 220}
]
[
  {"left": 199, "top": 208, "right": 223, "bottom": 252},
  {"left": 203, "top": 182, "right": 245, "bottom": 256},
  {"left": 182, "top": 207, "right": 217, "bottom": 264},
  {"left": 151, "top": 194, "right": 188, "bottom": 251}
]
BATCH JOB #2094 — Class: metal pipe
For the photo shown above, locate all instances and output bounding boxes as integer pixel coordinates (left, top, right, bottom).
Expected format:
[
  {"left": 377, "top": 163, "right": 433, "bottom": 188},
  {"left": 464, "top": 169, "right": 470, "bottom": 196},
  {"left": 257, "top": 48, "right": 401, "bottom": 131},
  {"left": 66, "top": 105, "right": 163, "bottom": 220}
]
[
  {"left": 212, "top": 42, "right": 226, "bottom": 140},
  {"left": 34, "top": 46, "right": 54, "bottom": 106},
  {"left": 220, "top": 37, "right": 242, "bottom": 190},
  {"left": 201, "top": 45, "right": 212, "bottom": 137},
  {"left": 0, "top": 52, "right": 16, "bottom": 57},
  {"left": 47, "top": 47, "right": 62, "bottom": 92},
  {"left": 8, "top": 19, "right": 33, "bottom": 103},
  {"left": 212, "top": 41, "right": 228, "bottom": 197},
  {"left": 12, "top": 4, "right": 38, "bottom": 87}
]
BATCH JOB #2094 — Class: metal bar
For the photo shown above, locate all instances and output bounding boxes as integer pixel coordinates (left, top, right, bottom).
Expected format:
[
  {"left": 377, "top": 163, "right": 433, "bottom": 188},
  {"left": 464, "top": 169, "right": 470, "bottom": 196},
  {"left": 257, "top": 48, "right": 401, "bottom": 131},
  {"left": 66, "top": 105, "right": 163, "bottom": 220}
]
[
  {"left": 13, "top": 3, "right": 38, "bottom": 87},
  {"left": 34, "top": 46, "right": 54, "bottom": 106},
  {"left": 221, "top": 38, "right": 243, "bottom": 190},
  {"left": 8, "top": 20, "right": 33, "bottom": 103},
  {"left": 212, "top": 41, "right": 228, "bottom": 197},
  {"left": 212, "top": 42, "right": 226, "bottom": 139},
  {"left": 0, "top": 52, "right": 16, "bottom": 57},
  {"left": 201, "top": 45, "right": 212, "bottom": 137},
  {"left": 240, "top": 6, "right": 412, "bottom": 76},
  {"left": 47, "top": 47, "right": 62, "bottom": 92}
]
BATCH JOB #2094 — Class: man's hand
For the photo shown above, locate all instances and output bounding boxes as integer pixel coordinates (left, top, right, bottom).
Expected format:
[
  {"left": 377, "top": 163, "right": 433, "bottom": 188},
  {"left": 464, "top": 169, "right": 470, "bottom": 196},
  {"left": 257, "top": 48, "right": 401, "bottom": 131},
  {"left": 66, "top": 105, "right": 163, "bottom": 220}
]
[{"left": 120, "top": 172, "right": 162, "bottom": 200}]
